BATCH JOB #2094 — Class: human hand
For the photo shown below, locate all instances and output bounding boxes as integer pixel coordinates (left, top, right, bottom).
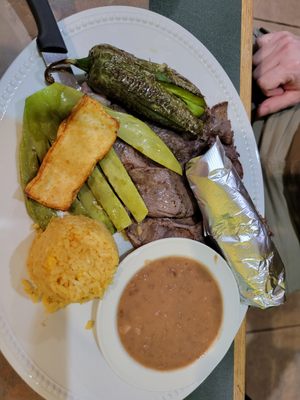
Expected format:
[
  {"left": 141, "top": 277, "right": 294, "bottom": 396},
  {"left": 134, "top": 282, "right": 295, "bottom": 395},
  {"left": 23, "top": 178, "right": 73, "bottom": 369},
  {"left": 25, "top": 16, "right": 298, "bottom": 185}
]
[{"left": 253, "top": 31, "right": 300, "bottom": 117}]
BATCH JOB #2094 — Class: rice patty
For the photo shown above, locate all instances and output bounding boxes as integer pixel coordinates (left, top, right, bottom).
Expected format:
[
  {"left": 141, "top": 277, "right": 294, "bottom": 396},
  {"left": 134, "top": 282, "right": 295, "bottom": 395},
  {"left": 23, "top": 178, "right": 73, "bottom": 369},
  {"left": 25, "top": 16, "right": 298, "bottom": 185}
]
[{"left": 24, "top": 215, "right": 119, "bottom": 312}]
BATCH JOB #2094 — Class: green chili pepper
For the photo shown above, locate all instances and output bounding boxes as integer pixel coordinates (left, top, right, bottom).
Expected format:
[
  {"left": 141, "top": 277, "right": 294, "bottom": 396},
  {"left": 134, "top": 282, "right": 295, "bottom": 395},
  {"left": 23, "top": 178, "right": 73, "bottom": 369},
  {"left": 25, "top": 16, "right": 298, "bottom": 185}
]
[
  {"left": 77, "top": 183, "right": 115, "bottom": 233},
  {"left": 20, "top": 83, "right": 186, "bottom": 229},
  {"left": 45, "top": 44, "right": 208, "bottom": 138},
  {"left": 20, "top": 99, "right": 57, "bottom": 229},
  {"left": 105, "top": 107, "right": 182, "bottom": 175},
  {"left": 69, "top": 198, "right": 89, "bottom": 217},
  {"left": 88, "top": 167, "right": 132, "bottom": 231},
  {"left": 20, "top": 83, "right": 112, "bottom": 230},
  {"left": 99, "top": 148, "right": 148, "bottom": 223}
]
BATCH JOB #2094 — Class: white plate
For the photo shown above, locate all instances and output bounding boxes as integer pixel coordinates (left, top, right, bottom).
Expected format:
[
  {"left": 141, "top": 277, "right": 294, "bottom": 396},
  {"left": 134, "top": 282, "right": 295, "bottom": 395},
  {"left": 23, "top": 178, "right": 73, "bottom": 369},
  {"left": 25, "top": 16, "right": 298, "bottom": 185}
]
[
  {"left": 0, "top": 5, "right": 258, "bottom": 400},
  {"left": 98, "top": 238, "right": 241, "bottom": 391}
]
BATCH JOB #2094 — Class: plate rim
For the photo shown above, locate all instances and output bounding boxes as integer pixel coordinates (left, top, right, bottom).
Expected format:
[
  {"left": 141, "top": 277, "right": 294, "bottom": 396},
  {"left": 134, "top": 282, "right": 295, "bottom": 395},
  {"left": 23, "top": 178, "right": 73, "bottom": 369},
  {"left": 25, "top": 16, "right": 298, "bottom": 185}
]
[{"left": 97, "top": 237, "right": 242, "bottom": 391}]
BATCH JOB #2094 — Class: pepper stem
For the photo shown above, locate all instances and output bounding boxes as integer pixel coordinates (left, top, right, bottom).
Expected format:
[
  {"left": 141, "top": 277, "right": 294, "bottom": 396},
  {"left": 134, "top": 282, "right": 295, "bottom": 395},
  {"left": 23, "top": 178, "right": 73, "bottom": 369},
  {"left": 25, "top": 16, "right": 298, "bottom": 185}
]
[
  {"left": 73, "top": 57, "right": 92, "bottom": 72},
  {"left": 44, "top": 58, "right": 75, "bottom": 84},
  {"left": 44, "top": 57, "right": 91, "bottom": 85}
]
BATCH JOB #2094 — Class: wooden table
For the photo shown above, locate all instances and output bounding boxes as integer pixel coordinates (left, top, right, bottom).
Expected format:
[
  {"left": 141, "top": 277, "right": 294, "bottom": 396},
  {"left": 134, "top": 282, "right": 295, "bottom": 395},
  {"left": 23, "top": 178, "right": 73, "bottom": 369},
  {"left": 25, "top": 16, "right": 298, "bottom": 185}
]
[
  {"left": 0, "top": 1, "right": 253, "bottom": 399},
  {"left": 234, "top": 1, "right": 254, "bottom": 399}
]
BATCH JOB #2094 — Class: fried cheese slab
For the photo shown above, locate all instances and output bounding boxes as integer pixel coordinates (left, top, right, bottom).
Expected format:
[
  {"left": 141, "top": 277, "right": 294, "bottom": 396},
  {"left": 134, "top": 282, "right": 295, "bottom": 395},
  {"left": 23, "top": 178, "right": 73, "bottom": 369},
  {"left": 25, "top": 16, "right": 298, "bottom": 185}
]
[{"left": 25, "top": 95, "right": 118, "bottom": 210}]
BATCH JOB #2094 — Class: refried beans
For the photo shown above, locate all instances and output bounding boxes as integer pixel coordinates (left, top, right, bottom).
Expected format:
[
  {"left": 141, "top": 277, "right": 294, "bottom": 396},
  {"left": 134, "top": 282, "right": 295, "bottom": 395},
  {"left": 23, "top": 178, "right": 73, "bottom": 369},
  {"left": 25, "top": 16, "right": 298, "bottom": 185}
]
[{"left": 117, "top": 256, "right": 223, "bottom": 370}]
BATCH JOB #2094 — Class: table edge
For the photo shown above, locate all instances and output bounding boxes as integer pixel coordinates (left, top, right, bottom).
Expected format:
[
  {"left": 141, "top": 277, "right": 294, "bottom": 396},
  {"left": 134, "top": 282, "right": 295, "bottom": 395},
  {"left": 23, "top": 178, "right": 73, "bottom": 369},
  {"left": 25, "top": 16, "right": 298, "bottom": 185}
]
[{"left": 234, "top": 0, "right": 253, "bottom": 399}]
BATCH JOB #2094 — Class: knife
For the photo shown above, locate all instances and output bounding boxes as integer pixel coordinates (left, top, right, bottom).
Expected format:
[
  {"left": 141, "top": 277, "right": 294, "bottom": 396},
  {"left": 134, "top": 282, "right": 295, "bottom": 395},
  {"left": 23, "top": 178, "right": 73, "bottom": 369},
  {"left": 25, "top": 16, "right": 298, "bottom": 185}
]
[{"left": 26, "top": 0, "right": 80, "bottom": 89}]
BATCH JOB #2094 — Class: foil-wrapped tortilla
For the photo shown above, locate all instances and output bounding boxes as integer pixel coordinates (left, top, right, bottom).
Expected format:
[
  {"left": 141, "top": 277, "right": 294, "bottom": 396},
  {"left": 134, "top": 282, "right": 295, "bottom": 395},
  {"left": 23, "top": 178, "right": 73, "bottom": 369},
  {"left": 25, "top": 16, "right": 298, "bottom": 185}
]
[{"left": 186, "top": 137, "right": 285, "bottom": 308}]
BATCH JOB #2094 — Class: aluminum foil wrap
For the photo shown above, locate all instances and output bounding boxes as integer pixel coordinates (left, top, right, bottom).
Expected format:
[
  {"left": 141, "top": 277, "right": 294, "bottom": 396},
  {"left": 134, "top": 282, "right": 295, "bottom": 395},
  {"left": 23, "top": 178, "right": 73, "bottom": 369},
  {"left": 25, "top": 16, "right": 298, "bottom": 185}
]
[{"left": 186, "top": 137, "right": 285, "bottom": 308}]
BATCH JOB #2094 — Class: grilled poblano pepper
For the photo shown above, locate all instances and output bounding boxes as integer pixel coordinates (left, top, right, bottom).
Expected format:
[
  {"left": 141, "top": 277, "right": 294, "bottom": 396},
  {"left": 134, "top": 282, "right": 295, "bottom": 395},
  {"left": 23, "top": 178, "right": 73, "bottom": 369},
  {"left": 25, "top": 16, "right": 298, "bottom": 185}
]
[{"left": 45, "top": 45, "right": 208, "bottom": 138}]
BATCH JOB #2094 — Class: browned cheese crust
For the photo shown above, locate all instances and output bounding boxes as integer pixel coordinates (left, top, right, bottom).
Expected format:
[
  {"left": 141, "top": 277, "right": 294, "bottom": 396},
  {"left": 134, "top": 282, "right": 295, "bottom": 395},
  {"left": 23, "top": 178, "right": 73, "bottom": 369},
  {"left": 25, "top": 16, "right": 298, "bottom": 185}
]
[{"left": 25, "top": 95, "right": 119, "bottom": 210}]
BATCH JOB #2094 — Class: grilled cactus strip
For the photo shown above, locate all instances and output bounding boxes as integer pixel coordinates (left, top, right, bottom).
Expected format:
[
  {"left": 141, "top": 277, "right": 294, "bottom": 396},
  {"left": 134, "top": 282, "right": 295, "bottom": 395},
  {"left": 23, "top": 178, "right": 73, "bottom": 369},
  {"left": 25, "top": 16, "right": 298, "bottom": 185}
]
[
  {"left": 26, "top": 83, "right": 83, "bottom": 145},
  {"left": 45, "top": 44, "right": 207, "bottom": 138},
  {"left": 32, "top": 83, "right": 181, "bottom": 174},
  {"left": 20, "top": 101, "right": 57, "bottom": 229},
  {"left": 88, "top": 167, "right": 132, "bottom": 231},
  {"left": 77, "top": 183, "right": 115, "bottom": 233},
  {"left": 69, "top": 198, "right": 89, "bottom": 217},
  {"left": 20, "top": 83, "right": 111, "bottom": 230},
  {"left": 99, "top": 148, "right": 148, "bottom": 223},
  {"left": 105, "top": 107, "right": 182, "bottom": 175},
  {"left": 21, "top": 83, "right": 184, "bottom": 228}
]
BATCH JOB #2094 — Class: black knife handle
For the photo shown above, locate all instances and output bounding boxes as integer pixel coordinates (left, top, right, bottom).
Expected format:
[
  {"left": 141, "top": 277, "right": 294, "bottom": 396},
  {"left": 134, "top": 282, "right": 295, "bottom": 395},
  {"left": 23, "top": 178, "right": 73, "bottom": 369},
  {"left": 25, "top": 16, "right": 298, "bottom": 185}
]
[{"left": 27, "top": 0, "right": 67, "bottom": 53}]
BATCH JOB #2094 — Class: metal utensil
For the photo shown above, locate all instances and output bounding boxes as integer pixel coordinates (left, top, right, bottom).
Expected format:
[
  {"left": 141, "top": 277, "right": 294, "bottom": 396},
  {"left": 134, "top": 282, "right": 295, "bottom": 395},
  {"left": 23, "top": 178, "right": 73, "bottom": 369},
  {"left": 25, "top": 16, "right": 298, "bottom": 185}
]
[{"left": 26, "top": 0, "right": 80, "bottom": 89}]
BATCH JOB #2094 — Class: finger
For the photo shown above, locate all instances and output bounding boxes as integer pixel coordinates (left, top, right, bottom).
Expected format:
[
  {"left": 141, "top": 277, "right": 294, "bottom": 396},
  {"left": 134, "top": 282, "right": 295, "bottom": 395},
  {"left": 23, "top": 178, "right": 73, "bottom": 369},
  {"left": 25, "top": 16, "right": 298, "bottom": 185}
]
[
  {"left": 257, "top": 90, "right": 300, "bottom": 117},
  {"left": 256, "top": 31, "right": 291, "bottom": 47},
  {"left": 253, "top": 59, "right": 279, "bottom": 80},
  {"left": 253, "top": 31, "right": 293, "bottom": 66},
  {"left": 253, "top": 41, "right": 278, "bottom": 66},
  {"left": 253, "top": 42, "right": 286, "bottom": 80},
  {"left": 257, "top": 65, "right": 292, "bottom": 94},
  {"left": 265, "top": 87, "right": 284, "bottom": 97}
]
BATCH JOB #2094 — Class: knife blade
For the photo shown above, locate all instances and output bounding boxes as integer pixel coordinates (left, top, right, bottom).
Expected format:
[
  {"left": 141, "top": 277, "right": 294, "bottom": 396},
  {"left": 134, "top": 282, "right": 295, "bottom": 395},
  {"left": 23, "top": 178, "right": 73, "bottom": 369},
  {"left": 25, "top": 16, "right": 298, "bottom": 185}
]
[{"left": 27, "top": 0, "right": 80, "bottom": 89}]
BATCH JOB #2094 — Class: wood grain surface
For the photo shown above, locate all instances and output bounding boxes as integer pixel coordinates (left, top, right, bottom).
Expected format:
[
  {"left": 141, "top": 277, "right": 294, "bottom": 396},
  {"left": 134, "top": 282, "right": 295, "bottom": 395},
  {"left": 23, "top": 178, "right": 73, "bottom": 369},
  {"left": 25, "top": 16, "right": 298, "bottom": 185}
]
[
  {"left": 240, "top": 0, "right": 254, "bottom": 117},
  {"left": 234, "top": 0, "right": 254, "bottom": 399}
]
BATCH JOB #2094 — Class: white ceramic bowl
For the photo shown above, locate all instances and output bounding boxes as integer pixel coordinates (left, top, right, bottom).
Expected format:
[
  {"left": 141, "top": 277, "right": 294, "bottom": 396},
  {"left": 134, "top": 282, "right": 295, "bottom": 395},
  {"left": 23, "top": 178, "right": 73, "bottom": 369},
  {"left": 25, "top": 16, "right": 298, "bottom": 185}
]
[{"left": 96, "top": 238, "right": 241, "bottom": 392}]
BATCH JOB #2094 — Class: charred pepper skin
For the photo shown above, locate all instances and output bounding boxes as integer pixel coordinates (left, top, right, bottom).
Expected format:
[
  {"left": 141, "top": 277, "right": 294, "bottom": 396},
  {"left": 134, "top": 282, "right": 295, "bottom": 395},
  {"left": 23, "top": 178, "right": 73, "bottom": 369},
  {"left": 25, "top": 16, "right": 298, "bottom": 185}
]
[{"left": 46, "top": 44, "right": 208, "bottom": 139}]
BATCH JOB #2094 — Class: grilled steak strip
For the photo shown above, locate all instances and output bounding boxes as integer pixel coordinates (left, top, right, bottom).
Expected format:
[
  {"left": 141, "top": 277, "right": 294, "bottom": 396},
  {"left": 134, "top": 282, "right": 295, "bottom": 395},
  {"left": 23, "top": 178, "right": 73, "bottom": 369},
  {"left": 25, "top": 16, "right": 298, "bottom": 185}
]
[
  {"left": 207, "top": 102, "right": 234, "bottom": 145},
  {"left": 149, "top": 124, "right": 207, "bottom": 166},
  {"left": 129, "top": 167, "right": 198, "bottom": 218},
  {"left": 126, "top": 217, "right": 204, "bottom": 248},
  {"left": 114, "top": 139, "right": 198, "bottom": 218},
  {"left": 111, "top": 101, "right": 243, "bottom": 247}
]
